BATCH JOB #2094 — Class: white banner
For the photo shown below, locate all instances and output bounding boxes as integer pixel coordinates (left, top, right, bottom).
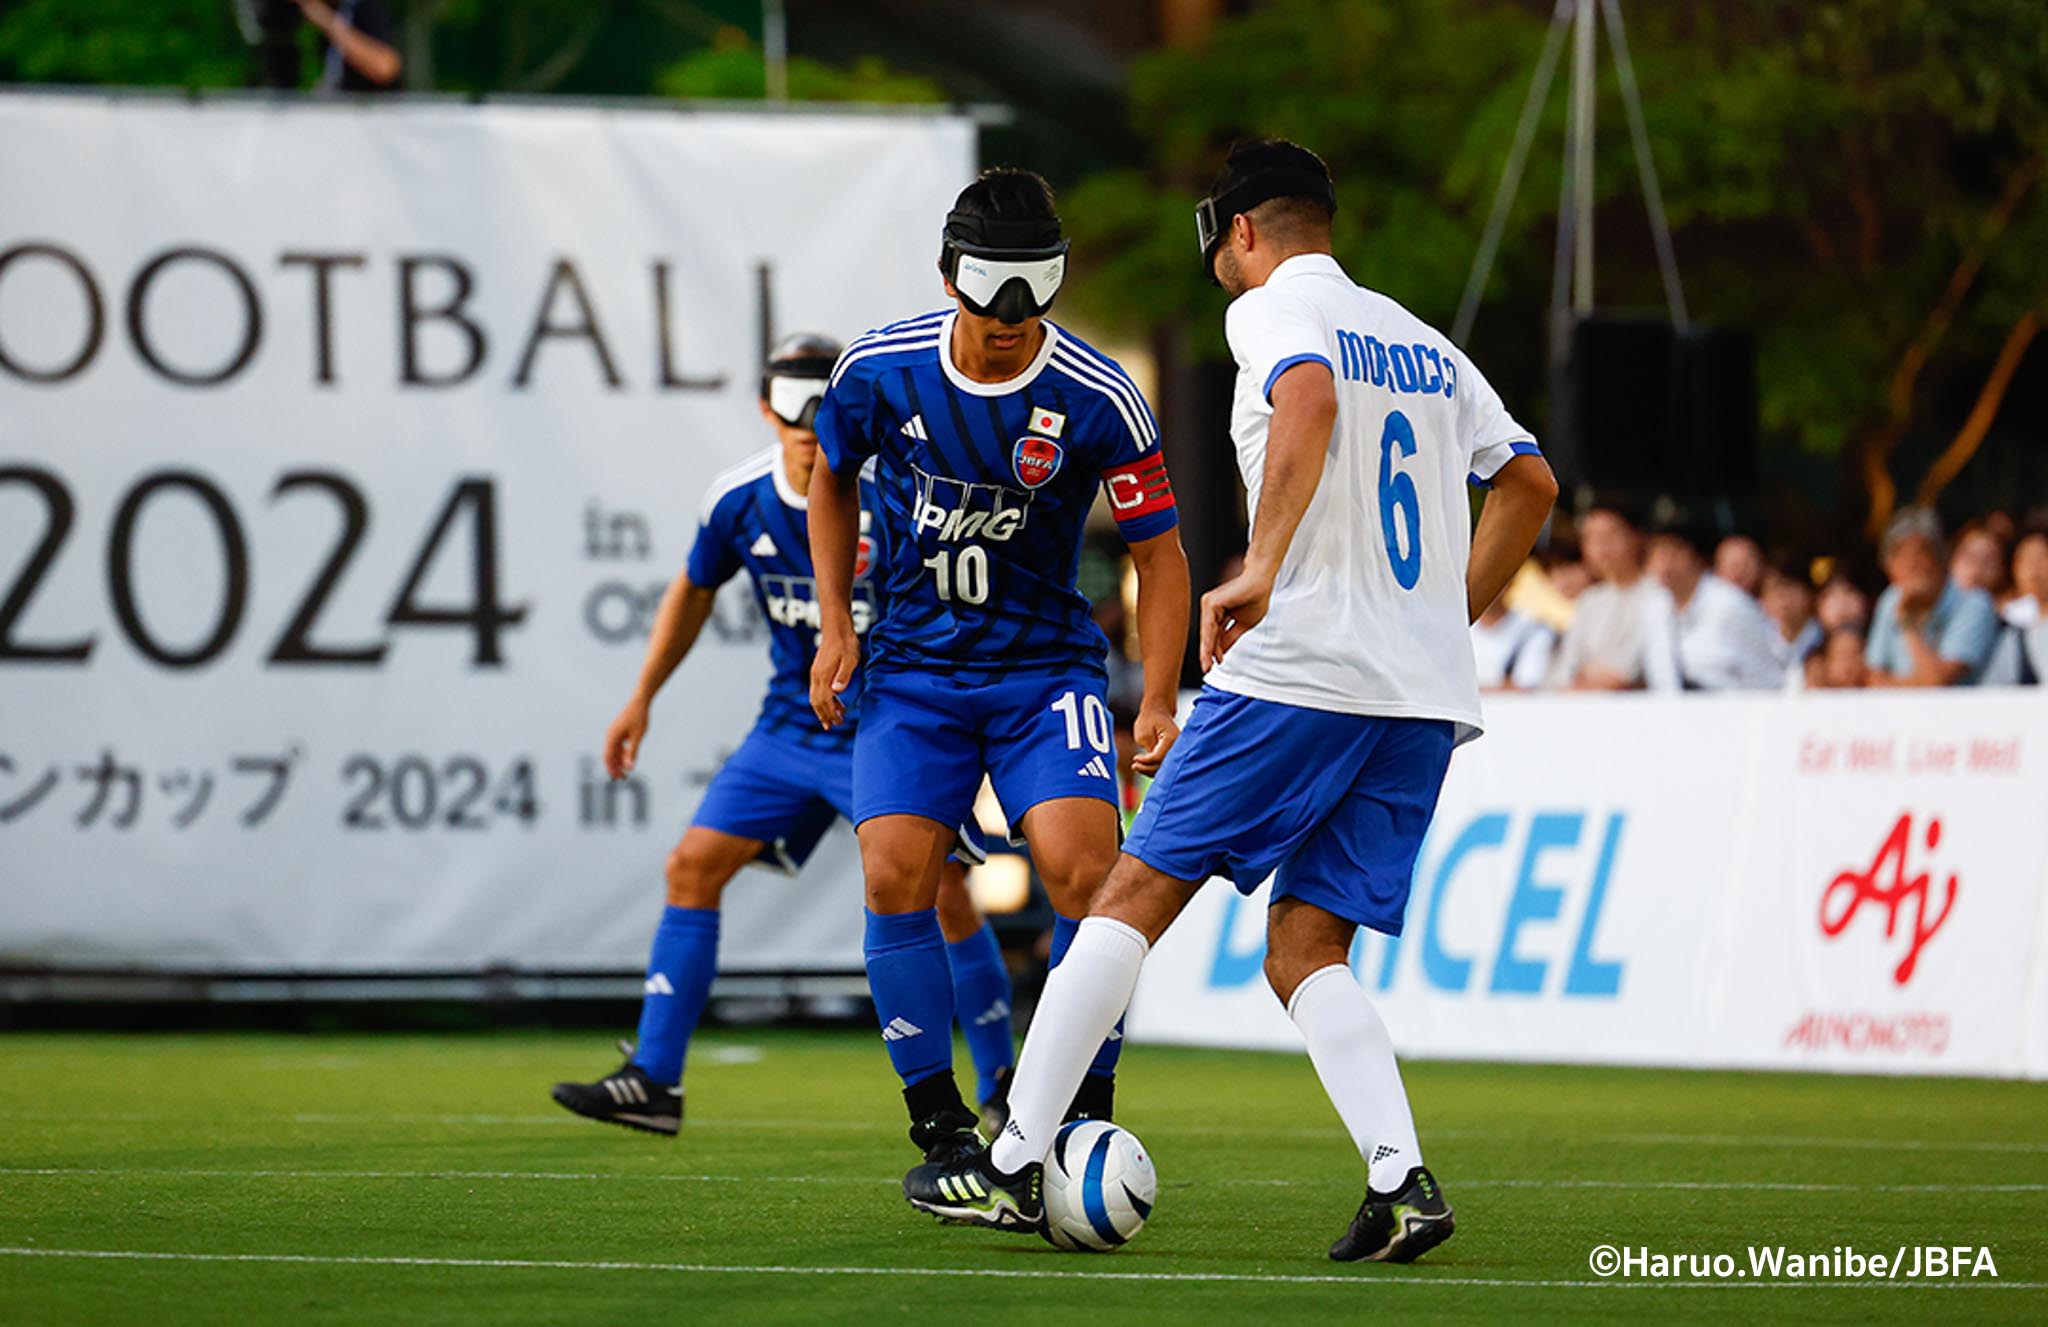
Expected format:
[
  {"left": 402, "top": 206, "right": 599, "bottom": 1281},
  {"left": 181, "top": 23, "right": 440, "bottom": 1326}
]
[
  {"left": 0, "top": 93, "right": 975, "bottom": 975},
  {"left": 1129, "top": 691, "right": 2048, "bottom": 1078}
]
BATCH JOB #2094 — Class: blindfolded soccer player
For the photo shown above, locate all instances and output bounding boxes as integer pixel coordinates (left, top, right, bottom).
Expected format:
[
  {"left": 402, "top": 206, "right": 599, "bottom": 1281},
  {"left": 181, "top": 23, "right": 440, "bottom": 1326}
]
[
  {"left": 902, "top": 140, "right": 1557, "bottom": 1264},
  {"left": 549, "top": 334, "right": 1015, "bottom": 1135},
  {"left": 807, "top": 170, "right": 1191, "bottom": 1168}
]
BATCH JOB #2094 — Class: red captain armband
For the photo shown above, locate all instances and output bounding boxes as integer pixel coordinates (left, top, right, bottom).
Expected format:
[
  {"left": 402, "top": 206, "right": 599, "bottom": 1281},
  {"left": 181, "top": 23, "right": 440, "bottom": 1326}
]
[{"left": 1101, "top": 452, "right": 1176, "bottom": 525}]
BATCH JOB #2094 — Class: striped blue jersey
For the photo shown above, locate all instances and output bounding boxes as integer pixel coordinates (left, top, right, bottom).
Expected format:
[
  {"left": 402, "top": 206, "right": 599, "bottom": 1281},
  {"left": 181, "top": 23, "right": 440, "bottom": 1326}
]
[
  {"left": 815, "top": 309, "right": 1178, "bottom": 680},
  {"left": 686, "top": 450, "right": 879, "bottom": 746}
]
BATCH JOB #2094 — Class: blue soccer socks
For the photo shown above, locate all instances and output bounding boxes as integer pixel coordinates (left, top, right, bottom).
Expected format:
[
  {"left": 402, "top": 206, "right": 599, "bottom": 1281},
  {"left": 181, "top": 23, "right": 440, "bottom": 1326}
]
[
  {"left": 946, "top": 921, "right": 1016, "bottom": 1103},
  {"left": 865, "top": 908, "right": 957, "bottom": 1088},
  {"left": 630, "top": 905, "right": 720, "bottom": 1085}
]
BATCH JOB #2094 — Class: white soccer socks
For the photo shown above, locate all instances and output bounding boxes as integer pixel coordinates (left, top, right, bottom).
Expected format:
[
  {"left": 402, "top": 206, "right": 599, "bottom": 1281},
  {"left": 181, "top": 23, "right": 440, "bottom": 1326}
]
[
  {"left": 989, "top": 916, "right": 1150, "bottom": 1175},
  {"left": 1286, "top": 963, "right": 1424, "bottom": 1194}
]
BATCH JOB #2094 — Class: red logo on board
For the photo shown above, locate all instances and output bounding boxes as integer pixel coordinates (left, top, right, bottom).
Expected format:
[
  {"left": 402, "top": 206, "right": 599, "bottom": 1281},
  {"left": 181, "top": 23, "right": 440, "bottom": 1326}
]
[
  {"left": 855, "top": 534, "right": 875, "bottom": 578},
  {"left": 1012, "top": 436, "right": 1064, "bottom": 489},
  {"left": 1819, "top": 813, "right": 1958, "bottom": 986}
]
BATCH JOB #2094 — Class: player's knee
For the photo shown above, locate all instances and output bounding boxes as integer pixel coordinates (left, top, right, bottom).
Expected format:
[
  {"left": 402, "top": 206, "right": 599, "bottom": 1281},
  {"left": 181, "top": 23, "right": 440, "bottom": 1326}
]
[
  {"left": 664, "top": 843, "right": 725, "bottom": 908},
  {"left": 1037, "top": 844, "right": 1119, "bottom": 915},
  {"left": 863, "top": 856, "right": 934, "bottom": 914},
  {"left": 1263, "top": 943, "right": 1345, "bottom": 1007}
]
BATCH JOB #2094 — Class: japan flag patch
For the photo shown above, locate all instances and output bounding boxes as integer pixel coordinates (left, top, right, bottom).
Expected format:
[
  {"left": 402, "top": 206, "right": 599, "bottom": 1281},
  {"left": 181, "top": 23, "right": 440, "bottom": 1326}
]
[{"left": 1027, "top": 406, "right": 1065, "bottom": 438}]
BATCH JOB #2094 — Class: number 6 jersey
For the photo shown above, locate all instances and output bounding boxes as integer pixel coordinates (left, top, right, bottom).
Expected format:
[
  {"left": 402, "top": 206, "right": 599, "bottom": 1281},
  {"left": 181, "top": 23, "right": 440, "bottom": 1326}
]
[
  {"left": 815, "top": 309, "right": 1178, "bottom": 682},
  {"left": 1206, "top": 253, "right": 1542, "bottom": 743}
]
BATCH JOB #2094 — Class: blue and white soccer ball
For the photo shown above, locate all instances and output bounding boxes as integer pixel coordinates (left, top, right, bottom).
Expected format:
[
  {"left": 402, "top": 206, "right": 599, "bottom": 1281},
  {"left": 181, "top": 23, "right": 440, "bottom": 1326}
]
[{"left": 1040, "top": 1120, "right": 1156, "bottom": 1251}]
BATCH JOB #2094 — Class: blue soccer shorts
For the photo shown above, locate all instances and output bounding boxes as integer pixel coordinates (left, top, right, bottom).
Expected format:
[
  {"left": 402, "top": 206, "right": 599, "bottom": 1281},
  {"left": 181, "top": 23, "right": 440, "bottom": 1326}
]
[
  {"left": 852, "top": 667, "right": 1120, "bottom": 835},
  {"left": 692, "top": 722, "right": 986, "bottom": 872},
  {"left": 690, "top": 724, "right": 852, "bottom": 873},
  {"left": 1122, "top": 687, "right": 1454, "bottom": 936}
]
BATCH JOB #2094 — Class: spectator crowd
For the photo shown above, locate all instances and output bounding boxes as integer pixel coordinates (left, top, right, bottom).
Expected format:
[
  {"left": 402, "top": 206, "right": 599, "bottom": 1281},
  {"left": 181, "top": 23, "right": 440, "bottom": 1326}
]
[{"left": 1473, "top": 506, "right": 2048, "bottom": 693}]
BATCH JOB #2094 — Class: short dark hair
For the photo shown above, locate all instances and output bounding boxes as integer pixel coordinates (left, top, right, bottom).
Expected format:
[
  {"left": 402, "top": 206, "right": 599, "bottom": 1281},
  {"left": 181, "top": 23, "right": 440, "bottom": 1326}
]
[
  {"left": 951, "top": 168, "right": 1059, "bottom": 230},
  {"left": 1210, "top": 137, "right": 1335, "bottom": 222}
]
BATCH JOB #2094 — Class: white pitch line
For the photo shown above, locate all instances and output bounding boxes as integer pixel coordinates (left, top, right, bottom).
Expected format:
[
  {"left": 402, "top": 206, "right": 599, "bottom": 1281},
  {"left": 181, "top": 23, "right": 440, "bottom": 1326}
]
[
  {"left": 0, "top": 1247, "right": 2040, "bottom": 1291},
  {"left": 3, "top": 1167, "right": 2044, "bottom": 1196}
]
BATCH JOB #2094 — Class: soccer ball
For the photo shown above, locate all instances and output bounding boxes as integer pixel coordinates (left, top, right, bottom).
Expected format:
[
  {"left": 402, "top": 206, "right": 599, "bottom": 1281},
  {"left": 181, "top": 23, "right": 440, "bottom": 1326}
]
[{"left": 1039, "top": 1119, "right": 1156, "bottom": 1251}]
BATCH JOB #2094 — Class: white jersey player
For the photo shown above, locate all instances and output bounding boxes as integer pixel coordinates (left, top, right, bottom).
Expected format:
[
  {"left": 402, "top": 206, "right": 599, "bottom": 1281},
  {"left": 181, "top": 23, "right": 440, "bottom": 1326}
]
[{"left": 901, "top": 138, "right": 1557, "bottom": 1264}]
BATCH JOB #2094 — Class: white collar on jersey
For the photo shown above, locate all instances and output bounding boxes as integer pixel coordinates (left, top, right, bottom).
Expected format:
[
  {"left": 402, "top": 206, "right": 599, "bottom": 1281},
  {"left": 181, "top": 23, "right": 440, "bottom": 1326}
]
[
  {"left": 1264, "top": 251, "right": 1345, "bottom": 286},
  {"left": 771, "top": 451, "right": 808, "bottom": 509},
  {"left": 937, "top": 309, "right": 1063, "bottom": 397}
]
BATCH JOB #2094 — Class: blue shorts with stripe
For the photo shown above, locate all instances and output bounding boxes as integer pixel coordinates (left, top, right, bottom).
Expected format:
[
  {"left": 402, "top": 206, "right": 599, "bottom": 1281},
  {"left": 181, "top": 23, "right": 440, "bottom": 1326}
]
[
  {"left": 694, "top": 723, "right": 985, "bottom": 872},
  {"left": 1122, "top": 687, "right": 1453, "bottom": 936},
  {"left": 852, "top": 666, "right": 1119, "bottom": 834}
]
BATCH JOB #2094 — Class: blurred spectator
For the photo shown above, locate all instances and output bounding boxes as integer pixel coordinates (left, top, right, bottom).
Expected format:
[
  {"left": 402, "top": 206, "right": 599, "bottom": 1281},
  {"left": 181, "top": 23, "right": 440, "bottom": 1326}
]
[
  {"left": 1864, "top": 508, "right": 2000, "bottom": 686},
  {"left": 1977, "top": 528, "right": 2048, "bottom": 686},
  {"left": 1713, "top": 535, "right": 1765, "bottom": 599},
  {"left": 1950, "top": 520, "right": 2010, "bottom": 602},
  {"left": 1471, "top": 587, "right": 1556, "bottom": 691},
  {"left": 1812, "top": 628, "right": 1870, "bottom": 689},
  {"left": 1761, "top": 563, "right": 1822, "bottom": 669},
  {"left": 297, "top": 0, "right": 403, "bottom": 91},
  {"left": 1642, "top": 525, "right": 1785, "bottom": 691},
  {"left": 1547, "top": 508, "right": 1653, "bottom": 690},
  {"left": 2003, "top": 528, "right": 2048, "bottom": 628},
  {"left": 1546, "top": 559, "right": 1593, "bottom": 601},
  {"left": 1815, "top": 572, "right": 1872, "bottom": 636}
]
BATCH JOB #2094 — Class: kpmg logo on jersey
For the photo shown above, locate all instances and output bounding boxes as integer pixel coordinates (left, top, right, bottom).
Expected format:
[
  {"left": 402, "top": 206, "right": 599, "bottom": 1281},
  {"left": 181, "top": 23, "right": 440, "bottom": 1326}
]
[
  {"left": 761, "top": 574, "right": 876, "bottom": 635},
  {"left": 913, "top": 465, "right": 1036, "bottom": 542},
  {"left": 1012, "top": 435, "right": 1065, "bottom": 490}
]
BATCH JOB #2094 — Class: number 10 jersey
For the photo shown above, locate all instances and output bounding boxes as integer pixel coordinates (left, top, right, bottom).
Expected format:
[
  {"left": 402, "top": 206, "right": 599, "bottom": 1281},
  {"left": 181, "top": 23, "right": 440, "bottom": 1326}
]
[{"left": 815, "top": 309, "right": 1178, "bottom": 682}]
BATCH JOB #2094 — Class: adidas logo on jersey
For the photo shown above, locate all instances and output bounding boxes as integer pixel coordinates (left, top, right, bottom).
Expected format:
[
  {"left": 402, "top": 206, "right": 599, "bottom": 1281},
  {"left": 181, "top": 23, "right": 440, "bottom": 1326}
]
[
  {"left": 750, "top": 532, "right": 778, "bottom": 558},
  {"left": 881, "top": 1017, "right": 924, "bottom": 1042},
  {"left": 1076, "top": 756, "right": 1113, "bottom": 779},
  {"left": 644, "top": 973, "right": 675, "bottom": 996},
  {"left": 900, "top": 415, "right": 929, "bottom": 440}
]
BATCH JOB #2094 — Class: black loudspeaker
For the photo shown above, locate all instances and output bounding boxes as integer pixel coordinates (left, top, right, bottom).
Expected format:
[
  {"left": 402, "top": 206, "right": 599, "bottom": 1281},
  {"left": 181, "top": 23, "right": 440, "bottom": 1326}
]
[
  {"left": 1671, "top": 325, "right": 1757, "bottom": 495},
  {"left": 1547, "top": 315, "right": 1757, "bottom": 497}
]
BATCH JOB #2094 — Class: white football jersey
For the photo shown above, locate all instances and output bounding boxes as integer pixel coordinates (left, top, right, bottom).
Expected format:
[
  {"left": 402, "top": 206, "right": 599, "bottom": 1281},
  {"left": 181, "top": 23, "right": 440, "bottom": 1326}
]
[{"left": 1204, "top": 253, "right": 1539, "bottom": 742}]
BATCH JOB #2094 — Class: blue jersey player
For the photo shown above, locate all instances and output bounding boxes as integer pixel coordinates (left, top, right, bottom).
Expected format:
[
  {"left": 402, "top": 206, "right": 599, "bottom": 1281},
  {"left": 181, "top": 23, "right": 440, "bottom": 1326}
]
[
  {"left": 550, "top": 334, "right": 1017, "bottom": 1135},
  {"left": 902, "top": 141, "right": 1557, "bottom": 1262},
  {"left": 807, "top": 171, "right": 1191, "bottom": 1166}
]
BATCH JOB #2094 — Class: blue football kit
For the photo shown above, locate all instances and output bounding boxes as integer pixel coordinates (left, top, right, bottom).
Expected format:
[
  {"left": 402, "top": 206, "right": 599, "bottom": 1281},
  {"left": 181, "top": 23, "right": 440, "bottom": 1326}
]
[
  {"left": 682, "top": 449, "right": 879, "bottom": 866},
  {"left": 817, "top": 309, "right": 1177, "bottom": 1100},
  {"left": 622, "top": 446, "right": 1011, "bottom": 1101},
  {"left": 816, "top": 309, "right": 1179, "bottom": 835}
]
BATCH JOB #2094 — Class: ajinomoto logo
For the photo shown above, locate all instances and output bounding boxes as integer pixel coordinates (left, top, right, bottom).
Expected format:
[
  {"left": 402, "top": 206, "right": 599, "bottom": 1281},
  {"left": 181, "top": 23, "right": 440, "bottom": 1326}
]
[{"left": 1819, "top": 812, "right": 1958, "bottom": 985}]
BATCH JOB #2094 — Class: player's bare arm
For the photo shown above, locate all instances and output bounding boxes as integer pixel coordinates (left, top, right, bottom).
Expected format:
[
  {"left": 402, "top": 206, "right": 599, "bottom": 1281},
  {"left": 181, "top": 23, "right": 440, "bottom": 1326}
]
[
  {"left": 1200, "top": 359, "right": 1337, "bottom": 670},
  {"left": 806, "top": 460, "right": 864, "bottom": 729},
  {"left": 604, "top": 573, "right": 719, "bottom": 779},
  {"left": 1465, "top": 452, "right": 1559, "bottom": 624},
  {"left": 1126, "top": 527, "right": 1190, "bottom": 775}
]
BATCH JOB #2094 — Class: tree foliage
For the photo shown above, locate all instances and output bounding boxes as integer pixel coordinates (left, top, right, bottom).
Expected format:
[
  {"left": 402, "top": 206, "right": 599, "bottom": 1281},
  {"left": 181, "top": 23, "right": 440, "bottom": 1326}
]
[{"left": 1059, "top": 0, "right": 2048, "bottom": 527}]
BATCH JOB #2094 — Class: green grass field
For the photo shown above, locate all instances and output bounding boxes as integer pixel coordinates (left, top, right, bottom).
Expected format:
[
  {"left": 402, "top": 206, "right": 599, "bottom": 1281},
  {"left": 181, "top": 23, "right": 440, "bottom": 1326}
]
[{"left": 2, "top": 1029, "right": 2043, "bottom": 1324}]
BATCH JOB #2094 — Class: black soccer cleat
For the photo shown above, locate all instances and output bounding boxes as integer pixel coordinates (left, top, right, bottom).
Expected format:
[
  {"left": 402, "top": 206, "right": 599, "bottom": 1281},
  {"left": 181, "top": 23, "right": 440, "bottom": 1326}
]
[
  {"left": 909, "top": 1105, "right": 983, "bottom": 1167},
  {"left": 903, "top": 1145, "right": 1044, "bottom": 1232},
  {"left": 549, "top": 1045, "right": 682, "bottom": 1137},
  {"left": 1330, "top": 1166, "right": 1455, "bottom": 1263}
]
